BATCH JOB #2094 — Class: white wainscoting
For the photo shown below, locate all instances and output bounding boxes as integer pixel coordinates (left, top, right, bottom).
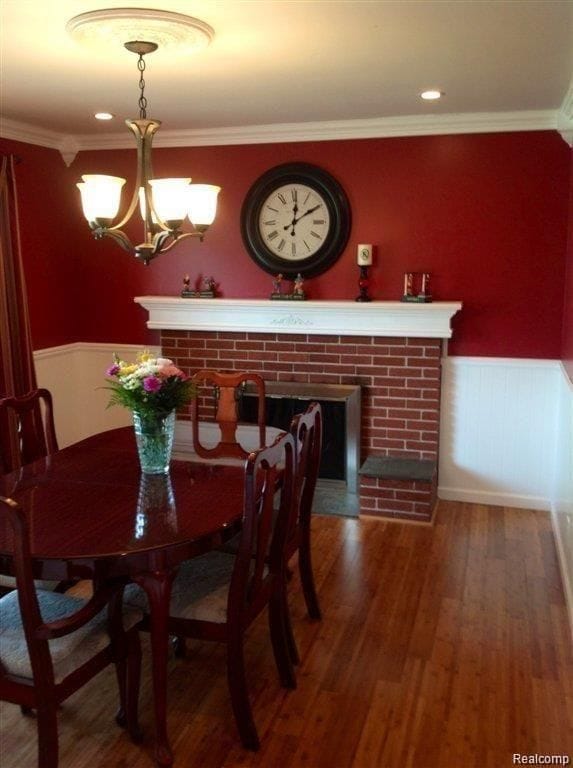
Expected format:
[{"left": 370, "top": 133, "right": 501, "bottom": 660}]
[
  {"left": 551, "top": 364, "right": 573, "bottom": 634},
  {"left": 34, "top": 342, "right": 160, "bottom": 449},
  {"left": 439, "top": 357, "right": 562, "bottom": 510}
]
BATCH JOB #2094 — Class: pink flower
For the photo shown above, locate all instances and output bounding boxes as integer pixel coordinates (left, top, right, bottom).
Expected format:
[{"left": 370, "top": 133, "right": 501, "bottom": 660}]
[
  {"left": 158, "top": 364, "right": 185, "bottom": 379},
  {"left": 106, "top": 364, "right": 120, "bottom": 376},
  {"left": 143, "top": 376, "right": 162, "bottom": 393}
]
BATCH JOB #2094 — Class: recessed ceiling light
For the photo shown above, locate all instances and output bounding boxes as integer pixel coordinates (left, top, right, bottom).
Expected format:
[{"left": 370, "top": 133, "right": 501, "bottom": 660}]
[
  {"left": 94, "top": 112, "right": 114, "bottom": 120},
  {"left": 420, "top": 90, "right": 443, "bottom": 101}
]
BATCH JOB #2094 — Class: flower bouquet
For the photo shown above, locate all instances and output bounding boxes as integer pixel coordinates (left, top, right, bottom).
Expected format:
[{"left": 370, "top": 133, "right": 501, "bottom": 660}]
[{"left": 105, "top": 352, "right": 195, "bottom": 473}]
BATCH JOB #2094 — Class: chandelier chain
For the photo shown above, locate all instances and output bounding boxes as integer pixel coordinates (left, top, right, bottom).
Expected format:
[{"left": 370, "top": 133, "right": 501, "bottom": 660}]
[{"left": 137, "top": 54, "right": 148, "bottom": 119}]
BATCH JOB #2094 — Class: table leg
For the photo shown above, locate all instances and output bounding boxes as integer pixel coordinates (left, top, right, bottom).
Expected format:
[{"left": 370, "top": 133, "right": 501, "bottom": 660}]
[{"left": 134, "top": 568, "right": 176, "bottom": 767}]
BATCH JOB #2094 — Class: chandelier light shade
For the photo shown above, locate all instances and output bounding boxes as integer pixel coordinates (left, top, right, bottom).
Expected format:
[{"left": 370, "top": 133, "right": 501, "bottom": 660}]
[{"left": 74, "top": 33, "right": 220, "bottom": 265}]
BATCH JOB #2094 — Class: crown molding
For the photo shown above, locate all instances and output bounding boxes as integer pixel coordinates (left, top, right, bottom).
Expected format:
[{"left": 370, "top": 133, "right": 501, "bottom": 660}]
[
  {"left": 557, "top": 77, "right": 573, "bottom": 146},
  {"left": 0, "top": 110, "right": 560, "bottom": 163},
  {"left": 0, "top": 118, "right": 80, "bottom": 166}
]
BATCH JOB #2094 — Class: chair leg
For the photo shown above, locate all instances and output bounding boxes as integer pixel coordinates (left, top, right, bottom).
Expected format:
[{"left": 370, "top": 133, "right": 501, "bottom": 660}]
[
  {"left": 283, "top": 589, "right": 300, "bottom": 665},
  {"left": 125, "top": 631, "right": 143, "bottom": 743},
  {"left": 114, "top": 656, "right": 127, "bottom": 728},
  {"left": 299, "top": 540, "right": 322, "bottom": 620},
  {"left": 227, "top": 635, "right": 260, "bottom": 750},
  {"left": 36, "top": 703, "right": 59, "bottom": 768},
  {"left": 269, "top": 589, "right": 297, "bottom": 687}
]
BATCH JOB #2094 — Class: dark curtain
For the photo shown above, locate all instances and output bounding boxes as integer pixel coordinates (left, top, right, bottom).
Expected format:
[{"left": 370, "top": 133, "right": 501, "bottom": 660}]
[
  {"left": 0, "top": 154, "right": 36, "bottom": 397},
  {"left": 0, "top": 155, "right": 37, "bottom": 469}
]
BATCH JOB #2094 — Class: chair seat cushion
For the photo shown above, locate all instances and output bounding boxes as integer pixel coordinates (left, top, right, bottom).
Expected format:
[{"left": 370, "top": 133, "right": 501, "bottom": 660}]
[
  {"left": 0, "top": 590, "right": 143, "bottom": 683},
  {"left": 125, "top": 551, "right": 237, "bottom": 624}
]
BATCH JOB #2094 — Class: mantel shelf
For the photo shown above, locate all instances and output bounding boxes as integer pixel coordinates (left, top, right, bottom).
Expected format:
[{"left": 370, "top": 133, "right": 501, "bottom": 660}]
[{"left": 134, "top": 297, "right": 462, "bottom": 339}]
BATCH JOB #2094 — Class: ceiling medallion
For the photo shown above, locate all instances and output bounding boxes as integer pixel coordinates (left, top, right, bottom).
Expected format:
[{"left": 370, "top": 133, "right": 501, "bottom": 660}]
[{"left": 66, "top": 8, "right": 214, "bottom": 52}]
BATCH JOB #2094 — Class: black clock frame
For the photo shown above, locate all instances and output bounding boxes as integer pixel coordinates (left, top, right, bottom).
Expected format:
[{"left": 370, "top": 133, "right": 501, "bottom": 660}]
[{"left": 240, "top": 162, "right": 351, "bottom": 279}]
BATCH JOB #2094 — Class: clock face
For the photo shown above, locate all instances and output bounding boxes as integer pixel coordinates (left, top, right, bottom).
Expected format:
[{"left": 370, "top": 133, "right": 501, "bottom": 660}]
[
  {"left": 258, "top": 183, "right": 331, "bottom": 261},
  {"left": 241, "top": 163, "right": 351, "bottom": 279}
]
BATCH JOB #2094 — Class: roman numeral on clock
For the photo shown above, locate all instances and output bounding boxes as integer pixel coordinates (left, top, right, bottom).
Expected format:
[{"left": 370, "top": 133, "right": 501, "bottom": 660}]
[
  {"left": 268, "top": 230, "right": 279, "bottom": 241},
  {"left": 277, "top": 193, "right": 287, "bottom": 205}
]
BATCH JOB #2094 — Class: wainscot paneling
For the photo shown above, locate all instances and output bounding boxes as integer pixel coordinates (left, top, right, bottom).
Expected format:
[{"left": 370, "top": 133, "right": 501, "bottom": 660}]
[
  {"left": 439, "top": 356, "right": 562, "bottom": 511},
  {"left": 552, "top": 364, "right": 573, "bottom": 635},
  {"left": 34, "top": 342, "right": 160, "bottom": 448}
]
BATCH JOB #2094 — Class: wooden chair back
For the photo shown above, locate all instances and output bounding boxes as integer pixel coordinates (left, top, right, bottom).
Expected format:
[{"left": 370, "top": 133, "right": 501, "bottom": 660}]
[
  {"left": 228, "top": 430, "right": 296, "bottom": 626},
  {"left": 289, "top": 402, "right": 322, "bottom": 554},
  {"left": 191, "top": 370, "right": 266, "bottom": 459},
  {"left": 0, "top": 389, "right": 58, "bottom": 474},
  {"left": 0, "top": 496, "right": 142, "bottom": 767}
]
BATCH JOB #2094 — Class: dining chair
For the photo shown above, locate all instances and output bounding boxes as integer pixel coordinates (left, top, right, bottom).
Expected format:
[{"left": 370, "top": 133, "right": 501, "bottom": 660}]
[
  {"left": 0, "top": 496, "right": 143, "bottom": 768},
  {"left": 125, "top": 431, "right": 297, "bottom": 750},
  {"left": 283, "top": 402, "right": 323, "bottom": 664},
  {"left": 0, "top": 389, "right": 68, "bottom": 594},
  {"left": 0, "top": 388, "right": 58, "bottom": 475},
  {"left": 191, "top": 369, "right": 266, "bottom": 460}
]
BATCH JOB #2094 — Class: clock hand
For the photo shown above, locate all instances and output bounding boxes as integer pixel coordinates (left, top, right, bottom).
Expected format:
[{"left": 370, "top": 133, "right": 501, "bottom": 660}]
[{"left": 283, "top": 204, "right": 321, "bottom": 232}]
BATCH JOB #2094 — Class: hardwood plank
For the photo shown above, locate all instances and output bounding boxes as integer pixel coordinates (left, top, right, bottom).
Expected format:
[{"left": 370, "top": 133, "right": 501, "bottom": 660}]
[{"left": 1, "top": 501, "right": 572, "bottom": 767}]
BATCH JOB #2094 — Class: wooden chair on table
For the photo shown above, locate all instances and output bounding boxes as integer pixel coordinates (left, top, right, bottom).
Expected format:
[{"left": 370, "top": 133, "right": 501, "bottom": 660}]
[
  {"left": 0, "top": 497, "right": 143, "bottom": 768},
  {"left": 0, "top": 389, "right": 69, "bottom": 594},
  {"left": 283, "top": 402, "right": 323, "bottom": 663},
  {"left": 125, "top": 431, "right": 297, "bottom": 751},
  {"left": 191, "top": 370, "right": 266, "bottom": 460}
]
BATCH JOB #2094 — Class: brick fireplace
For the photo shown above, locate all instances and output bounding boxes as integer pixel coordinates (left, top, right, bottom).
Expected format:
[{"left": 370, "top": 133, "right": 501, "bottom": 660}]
[{"left": 135, "top": 297, "right": 461, "bottom": 521}]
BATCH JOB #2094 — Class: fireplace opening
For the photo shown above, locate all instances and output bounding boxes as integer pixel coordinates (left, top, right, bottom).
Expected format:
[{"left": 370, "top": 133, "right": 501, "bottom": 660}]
[{"left": 239, "top": 382, "right": 361, "bottom": 492}]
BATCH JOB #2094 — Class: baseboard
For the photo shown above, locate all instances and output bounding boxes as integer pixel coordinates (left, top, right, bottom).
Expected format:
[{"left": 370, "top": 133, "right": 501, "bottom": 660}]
[
  {"left": 550, "top": 507, "right": 573, "bottom": 641},
  {"left": 438, "top": 486, "right": 551, "bottom": 511}
]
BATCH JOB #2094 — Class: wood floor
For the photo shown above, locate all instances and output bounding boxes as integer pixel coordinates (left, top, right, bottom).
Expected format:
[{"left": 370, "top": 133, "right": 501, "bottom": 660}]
[{"left": 1, "top": 501, "right": 572, "bottom": 767}]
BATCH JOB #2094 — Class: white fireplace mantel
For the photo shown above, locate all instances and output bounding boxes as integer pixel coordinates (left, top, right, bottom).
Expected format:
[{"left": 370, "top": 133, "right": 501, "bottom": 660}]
[{"left": 134, "top": 297, "right": 462, "bottom": 338}]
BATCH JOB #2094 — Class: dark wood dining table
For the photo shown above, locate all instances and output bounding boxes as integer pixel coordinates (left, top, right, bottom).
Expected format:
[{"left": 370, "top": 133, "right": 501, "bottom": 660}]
[{"left": 0, "top": 426, "right": 248, "bottom": 767}]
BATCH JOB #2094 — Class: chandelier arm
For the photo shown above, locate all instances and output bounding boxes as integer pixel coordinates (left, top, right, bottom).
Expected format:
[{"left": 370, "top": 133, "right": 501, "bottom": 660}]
[
  {"left": 151, "top": 230, "right": 204, "bottom": 257},
  {"left": 96, "top": 228, "right": 136, "bottom": 253}
]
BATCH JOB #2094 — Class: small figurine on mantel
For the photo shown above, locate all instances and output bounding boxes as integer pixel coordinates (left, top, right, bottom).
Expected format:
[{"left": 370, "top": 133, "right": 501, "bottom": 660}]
[
  {"left": 293, "top": 273, "right": 306, "bottom": 299},
  {"left": 271, "top": 273, "right": 284, "bottom": 298},
  {"left": 181, "top": 274, "right": 218, "bottom": 298},
  {"left": 400, "top": 271, "right": 432, "bottom": 303},
  {"left": 200, "top": 276, "right": 216, "bottom": 297},
  {"left": 181, "top": 274, "right": 195, "bottom": 297}
]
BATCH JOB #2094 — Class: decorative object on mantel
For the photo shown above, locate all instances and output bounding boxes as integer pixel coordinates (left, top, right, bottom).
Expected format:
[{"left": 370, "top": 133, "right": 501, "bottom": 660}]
[
  {"left": 104, "top": 351, "right": 195, "bottom": 473},
  {"left": 270, "top": 272, "right": 306, "bottom": 300},
  {"left": 181, "top": 274, "right": 217, "bottom": 298},
  {"left": 355, "top": 243, "right": 373, "bottom": 302},
  {"left": 241, "top": 162, "right": 351, "bottom": 279},
  {"left": 401, "top": 272, "right": 432, "bottom": 303},
  {"left": 68, "top": 9, "right": 220, "bottom": 265}
]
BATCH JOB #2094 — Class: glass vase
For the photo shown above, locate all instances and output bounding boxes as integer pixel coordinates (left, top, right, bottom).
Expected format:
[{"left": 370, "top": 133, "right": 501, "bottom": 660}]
[{"left": 133, "top": 410, "right": 176, "bottom": 474}]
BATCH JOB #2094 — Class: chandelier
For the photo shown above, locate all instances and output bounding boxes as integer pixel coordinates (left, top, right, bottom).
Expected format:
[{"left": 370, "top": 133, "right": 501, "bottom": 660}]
[{"left": 75, "top": 35, "right": 220, "bottom": 265}]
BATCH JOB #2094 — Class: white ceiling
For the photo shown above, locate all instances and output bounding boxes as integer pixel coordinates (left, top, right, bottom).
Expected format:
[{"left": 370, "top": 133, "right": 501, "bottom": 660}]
[{"left": 1, "top": 0, "right": 573, "bottom": 149}]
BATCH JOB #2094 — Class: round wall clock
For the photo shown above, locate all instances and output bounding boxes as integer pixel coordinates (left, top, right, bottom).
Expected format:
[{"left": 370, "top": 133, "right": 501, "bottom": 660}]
[{"left": 240, "top": 162, "right": 351, "bottom": 279}]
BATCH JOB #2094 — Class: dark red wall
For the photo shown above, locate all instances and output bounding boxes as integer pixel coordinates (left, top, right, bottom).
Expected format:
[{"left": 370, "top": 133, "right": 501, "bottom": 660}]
[
  {"left": 0, "top": 138, "right": 85, "bottom": 349},
  {"left": 561, "top": 148, "right": 573, "bottom": 383},
  {"left": 2, "top": 130, "right": 570, "bottom": 357}
]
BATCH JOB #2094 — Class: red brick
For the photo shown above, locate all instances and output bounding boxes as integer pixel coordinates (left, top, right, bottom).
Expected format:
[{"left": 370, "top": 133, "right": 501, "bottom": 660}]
[
  {"left": 306, "top": 334, "right": 338, "bottom": 343},
  {"left": 309, "top": 353, "right": 340, "bottom": 364},
  {"left": 340, "top": 354, "right": 372, "bottom": 365},
  {"left": 219, "top": 332, "right": 247, "bottom": 340},
  {"left": 161, "top": 329, "right": 186, "bottom": 338},
  {"left": 250, "top": 332, "right": 277, "bottom": 341},
  {"left": 265, "top": 342, "right": 296, "bottom": 352},
  {"left": 236, "top": 341, "right": 265, "bottom": 351}
]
